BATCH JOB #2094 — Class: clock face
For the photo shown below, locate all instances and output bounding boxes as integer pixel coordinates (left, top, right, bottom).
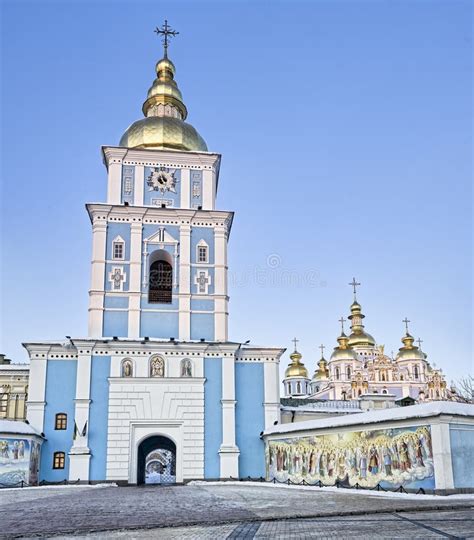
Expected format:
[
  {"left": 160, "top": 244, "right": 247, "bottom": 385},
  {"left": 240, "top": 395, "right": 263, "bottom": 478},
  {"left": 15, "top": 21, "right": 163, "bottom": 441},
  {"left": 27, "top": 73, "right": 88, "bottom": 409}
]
[{"left": 147, "top": 168, "right": 177, "bottom": 194}]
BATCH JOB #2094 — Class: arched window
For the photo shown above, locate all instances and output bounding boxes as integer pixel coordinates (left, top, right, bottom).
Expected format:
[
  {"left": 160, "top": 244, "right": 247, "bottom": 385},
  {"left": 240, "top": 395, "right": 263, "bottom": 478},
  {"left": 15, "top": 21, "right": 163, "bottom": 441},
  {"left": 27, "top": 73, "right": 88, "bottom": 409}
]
[
  {"left": 53, "top": 451, "right": 65, "bottom": 469},
  {"left": 149, "top": 260, "right": 172, "bottom": 303},
  {"left": 121, "top": 359, "right": 133, "bottom": 378},
  {"left": 181, "top": 359, "right": 192, "bottom": 377},
  {"left": 335, "top": 367, "right": 340, "bottom": 380},
  {"left": 296, "top": 382, "right": 301, "bottom": 394},
  {"left": 112, "top": 236, "right": 125, "bottom": 260},
  {"left": 346, "top": 366, "right": 351, "bottom": 380},
  {"left": 381, "top": 373, "right": 386, "bottom": 382},
  {"left": 382, "top": 389, "right": 388, "bottom": 394},
  {"left": 358, "top": 389, "right": 362, "bottom": 396},
  {"left": 55, "top": 413, "right": 67, "bottom": 430},
  {"left": 150, "top": 356, "right": 165, "bottom": 377},
  {"left": 414, "top": 365, "right": 419, "bottom": 379},
  {"left": 400, "top": 374, "right": 404, "bottom": 381}
]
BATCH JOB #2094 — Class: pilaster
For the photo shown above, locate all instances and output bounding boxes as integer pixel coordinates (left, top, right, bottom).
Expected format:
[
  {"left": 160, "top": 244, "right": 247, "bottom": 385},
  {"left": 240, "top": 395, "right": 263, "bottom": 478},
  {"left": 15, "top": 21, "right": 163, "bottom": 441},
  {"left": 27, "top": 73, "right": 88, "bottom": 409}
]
[
  {"left": 107, "top": 162, "right": 122, "bottom": 205},
  {"left": 88, "top": 219, "right": 107, "bottom": 337},
  {"left": 263, "top": 361, "right": 281, "bottom": 428},
  {"left": 214, "top": 225, "right": 228, "bottom": 341},
  {"left": 134, "top": 166, "right": 144, "bottom": 206},
  {"left": 431, "top": 420, "right": 455, "bottom": 491},
  {"left": 179, "top": 223, "right": 191, "bottom": 340},
  {"left": 128, "top": 221, "right": 143, "bottom": 338},
  {"left": 26, "top": 354, "right": 48, "bottom": 433},
  {"left": 180, "top": 169, "right": 190, "bottom": 208},
  {"left": 69, "top": 353, "right": 92, "bottom": 482},
  {"left": 202, "top": 169, "right": 214, "bottom": 210},
  {"left": 219, "top": 355, "right": 239, "bottom": 478}
]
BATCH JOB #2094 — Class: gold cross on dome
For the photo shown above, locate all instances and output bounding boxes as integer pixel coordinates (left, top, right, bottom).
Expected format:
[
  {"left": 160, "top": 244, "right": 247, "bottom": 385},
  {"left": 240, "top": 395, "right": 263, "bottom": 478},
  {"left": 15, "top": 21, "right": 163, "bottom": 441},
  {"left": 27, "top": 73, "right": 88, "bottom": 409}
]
[
  {"left": 292, "top": 337, "right": 299, "bottom": 351},
  {"left": 338, "top": 316, "right": 346, "bottom": 333},
  {"left": 402, "top": 317, "right": 411, "bottom": 333},
  {"left": 348, "top": 277, "right": 361, "bottom": 299},
  {"left": 154, "top": 20, "right": 179, "bottom": 58},
  {"left": 319, "top": 344, "right": 325, "bottom": 357},
  {"left": 416, "top": 337, "right": 423, "bottom": 349}
]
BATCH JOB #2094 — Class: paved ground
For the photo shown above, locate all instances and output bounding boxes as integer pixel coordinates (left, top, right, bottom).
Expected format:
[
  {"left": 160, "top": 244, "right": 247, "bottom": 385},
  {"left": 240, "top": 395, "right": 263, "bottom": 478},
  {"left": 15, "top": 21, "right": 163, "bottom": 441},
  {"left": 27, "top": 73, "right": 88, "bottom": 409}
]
[{"left": 0, "top": 484, "right": 473, "bottom": 539}]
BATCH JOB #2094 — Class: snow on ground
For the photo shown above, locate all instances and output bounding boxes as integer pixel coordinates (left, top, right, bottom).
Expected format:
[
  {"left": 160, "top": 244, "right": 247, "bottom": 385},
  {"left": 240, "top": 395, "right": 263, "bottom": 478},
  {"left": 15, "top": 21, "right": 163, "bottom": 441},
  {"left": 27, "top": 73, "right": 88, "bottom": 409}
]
[
  {"left": 189, "top": 480, "right": 474, "bottom": 500},
  {"left": 0, "top": 482, "right": 118, "bottom": 493}
]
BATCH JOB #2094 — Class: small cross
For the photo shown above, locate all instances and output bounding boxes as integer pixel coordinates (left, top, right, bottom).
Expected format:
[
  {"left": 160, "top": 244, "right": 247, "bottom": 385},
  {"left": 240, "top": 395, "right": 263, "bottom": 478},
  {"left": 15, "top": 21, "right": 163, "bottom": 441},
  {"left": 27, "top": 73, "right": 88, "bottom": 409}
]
[
  {"left": 319, "top": 344, "right": 325, "bottom": 357},
  {"left": 197, "top": 272, "right": 209, "bottom": 293},
  {"left": 348, "top": 277, "right": 361, "bottom": 299},
  {"left": 154, "top": 20, "right": 179, "bottom": 58},
  {"left": 402, "top": 317, "right": 411, "bottom": 333},
  {"left": 338, "top": 316, "right": 346, "bottom": 333},
  {"left": 416, "top": 338, "right": 423, "bottom": 349},
  {"left": 292, "top": 337, "right": 299, "bottom": 351}
]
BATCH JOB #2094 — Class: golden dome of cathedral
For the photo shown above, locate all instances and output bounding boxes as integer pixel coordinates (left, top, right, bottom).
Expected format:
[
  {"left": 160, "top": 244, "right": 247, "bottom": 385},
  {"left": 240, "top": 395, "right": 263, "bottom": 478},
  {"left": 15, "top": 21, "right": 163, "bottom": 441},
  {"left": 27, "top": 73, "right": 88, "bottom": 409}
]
[
  {"left": 119, "top": 56, "right": 207, "bottom": 152},
  {"left": 347, "top": 300, "right": 376, "bottom": 347},
  {"left": 284, "top": 350, "right": 309, "bottom": 378},
  {"left": 330, "top": 333, "right": 359, "bottom": 361},
  {"left": 396, "top": 332, "right": 426, "bottom": 361}
]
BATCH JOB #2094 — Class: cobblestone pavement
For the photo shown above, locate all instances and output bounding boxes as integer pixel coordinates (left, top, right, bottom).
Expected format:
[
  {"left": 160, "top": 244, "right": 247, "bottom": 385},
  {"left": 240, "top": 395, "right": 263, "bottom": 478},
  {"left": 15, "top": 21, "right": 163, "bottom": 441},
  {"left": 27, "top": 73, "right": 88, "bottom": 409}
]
[
  {"left": 0, "top": 484, "right": 472, "bottom": 539},
  {"left": 54, "top": 509, "right": 474, "bottom": 539}
]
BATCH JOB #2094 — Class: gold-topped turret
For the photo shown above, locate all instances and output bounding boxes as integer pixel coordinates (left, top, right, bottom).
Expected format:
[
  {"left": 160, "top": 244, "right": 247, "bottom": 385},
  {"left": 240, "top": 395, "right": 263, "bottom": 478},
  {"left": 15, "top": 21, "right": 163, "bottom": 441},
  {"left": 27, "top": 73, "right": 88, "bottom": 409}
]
[
  {"left": 313, "top": 344, "right": 330, "bottom": 380},
  {"left": 396, "top": 318, "right": 425, "bottom": 361},
  {"left": 284, "top": 338, "right": 309, "bottom": 378},
  {"left": 120, "top": 21, "right": 207, "bottom": 152},
  {"left": 346, "top": 278, "right": 376, "bottom": 347}
]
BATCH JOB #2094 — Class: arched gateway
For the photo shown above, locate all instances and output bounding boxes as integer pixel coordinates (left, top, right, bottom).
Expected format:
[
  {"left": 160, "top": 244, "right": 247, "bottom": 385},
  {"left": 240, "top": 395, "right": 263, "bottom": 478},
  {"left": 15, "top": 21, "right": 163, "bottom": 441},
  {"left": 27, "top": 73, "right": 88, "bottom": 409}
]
[{"left": 137, "top": 435, "right": 176, "bottom": 485}]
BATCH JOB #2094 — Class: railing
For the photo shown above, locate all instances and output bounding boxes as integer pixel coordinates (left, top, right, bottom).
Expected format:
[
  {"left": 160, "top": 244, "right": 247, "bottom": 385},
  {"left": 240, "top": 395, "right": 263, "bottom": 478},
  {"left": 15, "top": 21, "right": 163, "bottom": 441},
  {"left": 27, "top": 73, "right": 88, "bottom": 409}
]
[{"left": 0, "top": 478, "right": 80, "bottom": 489}]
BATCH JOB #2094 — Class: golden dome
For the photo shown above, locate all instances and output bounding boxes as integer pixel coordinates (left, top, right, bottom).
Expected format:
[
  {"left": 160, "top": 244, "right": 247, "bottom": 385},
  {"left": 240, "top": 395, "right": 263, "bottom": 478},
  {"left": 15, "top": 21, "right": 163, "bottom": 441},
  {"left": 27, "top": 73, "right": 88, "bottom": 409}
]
[
  {"left": 312, "top": 356, "right": 329, "bottom": 380},
  {"left": 330, "top": 333, "right": 358, "bottom": 361},
  {"left": 120, "top": 116, "right": 207, "bottom": 152},
  {"left": 119, "top": 55, "right": 207, "bottom": 152},
  {"left": 396, "top": 332, "right": 425, "bottom": 361},
  {"left": 284, "top": 350, "right": 309, "bottom": 379},
  {"left": 347, "top": 299, "right": 376, "bottom": 347}
]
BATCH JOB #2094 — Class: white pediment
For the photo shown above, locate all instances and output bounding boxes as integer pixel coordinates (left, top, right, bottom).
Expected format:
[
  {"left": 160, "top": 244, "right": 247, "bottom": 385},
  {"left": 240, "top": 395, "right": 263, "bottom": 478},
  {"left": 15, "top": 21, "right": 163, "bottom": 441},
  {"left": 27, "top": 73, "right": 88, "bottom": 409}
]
[{"left": 145, "top": 227, "right": 178, "bottom": 245}]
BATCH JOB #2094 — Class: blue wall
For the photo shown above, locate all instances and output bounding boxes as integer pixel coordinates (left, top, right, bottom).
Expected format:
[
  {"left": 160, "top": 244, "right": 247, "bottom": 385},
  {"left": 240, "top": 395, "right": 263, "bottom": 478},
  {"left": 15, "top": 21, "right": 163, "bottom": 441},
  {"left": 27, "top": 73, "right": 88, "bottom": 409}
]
[
  {"left": 191, "top": 313, "right": 215, "bottom": 341},
  {"left": 204, "top": 358, "right": 222, "bottom": 478},
  {"left": 235, "top": 363, "right": 265, "bottom": 478},
  {"left": 106, "top": 223, "right": 131, "bottom": 261},
  {"left": 89, "top": 356, "right": 111, "bottom": 481},
  {"left": 140, "top": 311, "right": 179, "bottom": 339},
  {"left": 40, "top": 360, "right": 77, "bottom": 481},
  {"left": 103, "top": 310, "right": 128, "bottom": 337},
  {"left": 450, "top": 424, "right": 474, "bottom": 489}
]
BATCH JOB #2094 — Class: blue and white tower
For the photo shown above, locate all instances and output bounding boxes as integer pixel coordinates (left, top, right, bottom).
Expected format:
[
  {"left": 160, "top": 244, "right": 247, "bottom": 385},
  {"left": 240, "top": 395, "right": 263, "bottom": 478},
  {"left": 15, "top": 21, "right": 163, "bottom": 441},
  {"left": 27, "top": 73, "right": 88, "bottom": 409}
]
[{"left": 24, "top": 25, "right": 284, "bottom": 485}]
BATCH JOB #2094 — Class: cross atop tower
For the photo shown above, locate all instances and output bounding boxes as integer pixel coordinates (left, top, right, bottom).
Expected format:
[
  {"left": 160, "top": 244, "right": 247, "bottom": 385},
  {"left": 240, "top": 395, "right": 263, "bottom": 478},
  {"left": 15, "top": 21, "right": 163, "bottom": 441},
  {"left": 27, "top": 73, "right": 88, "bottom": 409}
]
[
  {"left": 416, "top": 337, "right": 423, "bottom": 349},
  {"left": 402, "top": 317, "right": 411, "bottom": 334},
  {"left": 319, "top": 344, "right": 325, "bottom": 357},
  {"left": 154, "top": 20, "right": 179, "bottom": 58},
  {"left": 338, "top": 316, "right": 346, "bottom": 334},
  {"left": 348, "top": 277, "right": 361, "bottom": 299},
  {"left": 292, "top": 337, "right": 299, "bottom": 352}
]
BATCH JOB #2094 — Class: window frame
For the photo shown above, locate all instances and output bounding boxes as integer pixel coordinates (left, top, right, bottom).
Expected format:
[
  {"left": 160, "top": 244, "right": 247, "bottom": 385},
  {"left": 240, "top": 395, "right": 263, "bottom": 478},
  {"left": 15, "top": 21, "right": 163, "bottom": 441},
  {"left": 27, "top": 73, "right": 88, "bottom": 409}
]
[
  {"left": 53, "top": 451, "right": 65, "bottom": 470},
  {"left": 196, "top": 240, "right": 209, "bottom": 264},
  {"left": 112, "top": 235, "right": 125, "bottom": 261},
  {"left": 55, "top": 413, "right": 67, "bottom": 430}
]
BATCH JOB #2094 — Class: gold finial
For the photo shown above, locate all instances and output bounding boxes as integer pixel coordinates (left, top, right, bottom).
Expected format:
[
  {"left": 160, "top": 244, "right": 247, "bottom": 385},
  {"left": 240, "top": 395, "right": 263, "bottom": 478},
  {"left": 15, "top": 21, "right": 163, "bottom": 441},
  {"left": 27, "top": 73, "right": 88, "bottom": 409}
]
[
  {"left": 292, "top": 337, "right": 299, "bottom": 352},
  {"left": 339, "top": 316, "right": 346, "bottom": 334},
  {"left": 402, "top": 317, "right": 411, "bottom": 334},
  {"left": 154, "top": 20, "right": 179, "bottom": 59},
  {"left": 348, "top": 277, "right": 361, "bottom": 301}
]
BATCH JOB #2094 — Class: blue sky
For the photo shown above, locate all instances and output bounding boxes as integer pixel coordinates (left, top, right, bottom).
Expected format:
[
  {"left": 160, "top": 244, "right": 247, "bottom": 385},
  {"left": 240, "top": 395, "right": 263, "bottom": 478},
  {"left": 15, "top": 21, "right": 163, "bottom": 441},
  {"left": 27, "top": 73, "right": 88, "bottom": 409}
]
[{"left": 1, "top": 0, "right": 472, "bottom": 383}]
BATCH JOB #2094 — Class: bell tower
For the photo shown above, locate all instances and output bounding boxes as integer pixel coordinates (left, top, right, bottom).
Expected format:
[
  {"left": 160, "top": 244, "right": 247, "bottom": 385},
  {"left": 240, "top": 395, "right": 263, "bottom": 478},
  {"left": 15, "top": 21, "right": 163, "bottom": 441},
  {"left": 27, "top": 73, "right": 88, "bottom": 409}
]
[{"left": 87, "top": 22, "right": 231, "bottom": 341}]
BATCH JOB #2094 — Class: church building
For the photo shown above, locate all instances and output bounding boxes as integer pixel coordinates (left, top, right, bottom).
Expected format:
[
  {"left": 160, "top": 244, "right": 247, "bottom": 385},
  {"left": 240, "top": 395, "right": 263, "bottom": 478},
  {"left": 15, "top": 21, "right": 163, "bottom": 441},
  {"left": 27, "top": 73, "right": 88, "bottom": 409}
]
[
  {"left": 23, "top": 24, "right": 283, "bottom": 485},
  {"left": 283, "top": 280, "right": 450, "bottom": 403}
]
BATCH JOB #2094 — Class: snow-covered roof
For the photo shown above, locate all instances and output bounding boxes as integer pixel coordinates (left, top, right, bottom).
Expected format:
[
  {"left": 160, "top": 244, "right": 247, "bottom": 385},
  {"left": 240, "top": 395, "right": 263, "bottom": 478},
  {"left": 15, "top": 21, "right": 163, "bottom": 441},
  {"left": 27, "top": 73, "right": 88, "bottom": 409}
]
[
  {"left": 0, "top": 420, "right": 42, "bottom": 437},
  {"left": 265, "top": 401, "right": 474, "bottom": 436},
  {"left": 0, "top": 363, "right": 29, "bottom": 371}
]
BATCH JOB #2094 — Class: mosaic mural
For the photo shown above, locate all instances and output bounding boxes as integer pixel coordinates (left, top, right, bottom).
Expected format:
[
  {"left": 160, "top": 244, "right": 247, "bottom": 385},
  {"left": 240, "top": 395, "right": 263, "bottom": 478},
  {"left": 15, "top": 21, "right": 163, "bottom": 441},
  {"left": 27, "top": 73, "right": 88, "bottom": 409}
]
[
  {"left": 266, "top": 425, "right": 434, "bottom": 489},
  {"left": 0, "top": 437, "right": 40, "bottom": 486}
]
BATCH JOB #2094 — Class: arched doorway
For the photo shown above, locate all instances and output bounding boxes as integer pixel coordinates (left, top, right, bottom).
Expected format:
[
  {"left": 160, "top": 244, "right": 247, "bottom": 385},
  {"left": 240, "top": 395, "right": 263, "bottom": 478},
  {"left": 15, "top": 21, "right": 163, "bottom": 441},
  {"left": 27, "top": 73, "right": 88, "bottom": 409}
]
[{"left": 137, "top": 435, "right": 176, "bottom": 485}]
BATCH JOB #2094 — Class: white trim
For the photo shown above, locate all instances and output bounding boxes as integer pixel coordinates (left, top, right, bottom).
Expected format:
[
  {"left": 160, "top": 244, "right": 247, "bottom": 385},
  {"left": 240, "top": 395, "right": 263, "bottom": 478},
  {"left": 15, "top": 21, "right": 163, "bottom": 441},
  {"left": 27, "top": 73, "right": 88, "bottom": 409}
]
[{"left": 112, "top": 235, "right": 125, "bottom": 261}]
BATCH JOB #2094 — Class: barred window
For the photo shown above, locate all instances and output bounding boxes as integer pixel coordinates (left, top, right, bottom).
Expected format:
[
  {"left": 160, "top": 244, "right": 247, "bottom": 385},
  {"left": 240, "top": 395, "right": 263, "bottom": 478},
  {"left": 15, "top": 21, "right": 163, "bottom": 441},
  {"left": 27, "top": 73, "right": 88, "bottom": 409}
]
[
  {"left": 113, "top": 241, "right": 124, "bottom": 260},
  {"left": 55, "top": 413, "right": 67, "bottom": 430},
  {"left": 149, "top": 260, "right": 172, "bottom": 303},
  {"left": 198, "top": 246, "right": 208, "bottom": 263},
  {"left": 0, "top": 393, "right": 8, "bottom": 414},
  {"left": 53, "top": 452, "right": 65, "bottom": 469}
]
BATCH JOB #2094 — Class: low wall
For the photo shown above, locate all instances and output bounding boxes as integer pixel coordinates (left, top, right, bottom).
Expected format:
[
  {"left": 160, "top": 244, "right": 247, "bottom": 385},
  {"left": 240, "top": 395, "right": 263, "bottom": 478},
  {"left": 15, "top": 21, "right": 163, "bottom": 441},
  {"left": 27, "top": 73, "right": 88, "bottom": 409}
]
[{"left": 263, "top": 402, "right": 474, "bottom": 494}]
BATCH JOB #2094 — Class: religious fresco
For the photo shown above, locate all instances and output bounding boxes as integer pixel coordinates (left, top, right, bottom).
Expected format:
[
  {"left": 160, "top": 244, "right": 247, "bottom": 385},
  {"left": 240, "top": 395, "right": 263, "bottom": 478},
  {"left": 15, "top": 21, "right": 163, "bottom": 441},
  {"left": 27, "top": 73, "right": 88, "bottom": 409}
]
[
  {"left": 0, "top": 437, "right": 40, "bottom": 486},
  {"left": 266, "top": 425, "right": 434, "bottom": 489}
]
